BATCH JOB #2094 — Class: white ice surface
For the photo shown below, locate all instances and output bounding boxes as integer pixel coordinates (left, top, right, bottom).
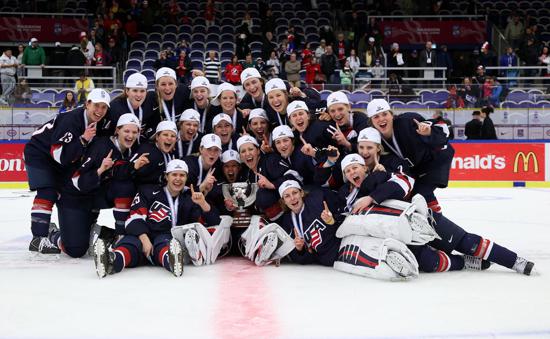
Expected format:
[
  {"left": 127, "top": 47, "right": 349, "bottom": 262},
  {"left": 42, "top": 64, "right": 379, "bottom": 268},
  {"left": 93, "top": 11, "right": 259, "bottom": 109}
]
[{"left": 1, "top": 188, "right": 549, "bottom": 339}]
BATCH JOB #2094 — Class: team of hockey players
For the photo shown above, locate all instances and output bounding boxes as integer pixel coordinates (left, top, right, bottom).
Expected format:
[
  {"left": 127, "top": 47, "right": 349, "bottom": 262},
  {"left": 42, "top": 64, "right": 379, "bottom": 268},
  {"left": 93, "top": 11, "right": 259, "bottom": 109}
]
[{"left": 24, "top": 66, "right": 535, "bottom": 280}]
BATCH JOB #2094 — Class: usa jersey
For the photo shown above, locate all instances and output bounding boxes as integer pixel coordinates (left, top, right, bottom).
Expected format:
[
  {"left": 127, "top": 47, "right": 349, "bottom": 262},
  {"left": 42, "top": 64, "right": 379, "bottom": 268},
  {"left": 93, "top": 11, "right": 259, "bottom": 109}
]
[
  {"left": 148, "top": 85, "right": 191, "bottom": 123},
  {"left": 134, "top": 142, "right": 175, "bottom": 186},
  {"left": 101, "top": 95, "right": 159, "bottom": 140},
  {"left": 125, "top": 185, "right": 221, "bottom": 236},
  {"left": 280, "top": 188, "right": 341, "bottom": 266},
  {"left": 174, "top": 133, "right": 203, "bottom": 158}
]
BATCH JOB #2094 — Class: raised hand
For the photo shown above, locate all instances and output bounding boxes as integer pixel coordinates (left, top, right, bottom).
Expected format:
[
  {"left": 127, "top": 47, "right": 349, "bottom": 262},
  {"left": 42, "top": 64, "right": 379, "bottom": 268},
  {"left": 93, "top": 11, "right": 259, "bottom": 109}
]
[
  {"left": 133, "top": 152, "right": 150, "bottom": 170},
  {"left": 82, "top": 122, "right": 97, "bottom": 142},
  {"left": 199, "top": 168, "right": 217, "bottom": 194},
  {"left": 299, "top": 135, "right": 316, "bottom": 157},
  {"left": 256, "top": 172, "right": 275, "bottom": 190},
  {"left": 238, "top": 107, "right": 251, "bottom": 119},
  {"left": 260, "top": 134, "right": 273, "bottom": 154},
  {"left": 293, "top": 227, "right": 305, "bottom": 251},
  {"left": 413, "top": 119, "right": 431, "bottom": 136},
  {"left": 240, "top": 126, "right": 249, "bottom": 136},
  {"left": 320, "top": 200, "right": 335, "bottom": 225},
  {"left": 331, "top": 123, "right": 351, "bottom": 150},
  {"left": 191, "top": 184, "right": 211, "bottom": 212},
  {"left": 97, "top": 149, "right": 114, "bottom": 175},
  {"left": 372, "top": 155, "right": 385, "bottom": 172}
]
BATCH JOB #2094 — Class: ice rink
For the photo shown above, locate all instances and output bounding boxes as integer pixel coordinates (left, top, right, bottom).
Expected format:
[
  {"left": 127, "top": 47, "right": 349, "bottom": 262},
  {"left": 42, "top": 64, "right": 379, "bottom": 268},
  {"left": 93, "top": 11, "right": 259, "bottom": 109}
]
[{"left": 1, "top": 187, "right": 550, "bottom": 339}]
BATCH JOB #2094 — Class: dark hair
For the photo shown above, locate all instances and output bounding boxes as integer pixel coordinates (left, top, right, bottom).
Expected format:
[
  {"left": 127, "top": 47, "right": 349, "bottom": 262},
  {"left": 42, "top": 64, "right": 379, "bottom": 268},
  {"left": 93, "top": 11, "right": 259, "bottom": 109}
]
[
  {"left": 63, "top": 91, "right": 77, "bottom": 108},
  {"left": 472, "top": 111, "right": 481, "bottom": 116}
]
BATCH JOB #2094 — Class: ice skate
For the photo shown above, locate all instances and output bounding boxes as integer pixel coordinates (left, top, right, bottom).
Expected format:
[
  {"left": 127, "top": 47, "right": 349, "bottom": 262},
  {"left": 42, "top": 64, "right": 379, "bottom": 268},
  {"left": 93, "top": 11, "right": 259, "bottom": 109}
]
[
  {"left": 29, "top": 223, "right": 60, "bottom": 254},
  {"left": 184, "top": 229, "right": 204, "bottom": 266},
  {"left": 93, "top": 238, "right": 114, "bottom": 278},
  {"left": 88, "top": 224, "right": 116, "bottom": 256},
  {"left": 512, "top": 257, "right": 535, "bottom": 276},
  {"left": 168, "top": 238, "right": 184, "bottom": 277},
  {"left": 385, "top": 250, "right": 416, "bottom": 278},
  {"left": 254, "top": 232, "right": 279, "bottom": 266},
  {"left": 463, "top": 255, "right": 491, "bottom": 270}
]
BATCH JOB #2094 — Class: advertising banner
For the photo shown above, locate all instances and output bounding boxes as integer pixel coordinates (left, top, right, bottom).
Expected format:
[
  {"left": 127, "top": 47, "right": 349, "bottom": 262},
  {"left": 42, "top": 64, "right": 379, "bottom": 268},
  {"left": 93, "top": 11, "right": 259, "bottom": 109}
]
[
  {"left": 379, "top": 20, "right": 487, "bottom": 46},
  {"left": 450, "top": 143, "right": 546, "bottom": 181},
  {"left": 0, "top": 143, "right": 27, "bottom": 182},
  {"left": 0, "top": 17, "right": 88, "bottom": 43}
]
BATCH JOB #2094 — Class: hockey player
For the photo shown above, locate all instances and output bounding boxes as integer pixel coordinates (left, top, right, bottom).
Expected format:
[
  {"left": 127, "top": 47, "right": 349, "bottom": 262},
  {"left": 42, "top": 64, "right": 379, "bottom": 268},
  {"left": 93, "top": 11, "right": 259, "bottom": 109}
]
[
  {"left": 278, "top": 180, "right": 342, "bottom": 266},
  {"left": 209, "top": 82, "right": 244, "bottom": 135},
  {"left": 211, "top": 113, "right": 238, "bottom": 152},
  {"left": 350, "top": 127, "right": 536, "bottom": 275},
  {"left": 175, "top": 109, "right": 202, "bottom": 158},
  {"left": 321, "top": 91, "right": 370, "bottom": 153},
  {"left": 48, "top": 113, "right": 148, "bottom": 258},
  {"left": 270, "top": 124, "right": 316, "bottom": 186},
  {"left": 133, "top": 121, "right": 177, "bottom": 186},
  {"left": 246, "top": 108, "right": 272, "bottom": 152},
  {"left": 24, "top": 88, "right": 111, "bottom": 254},
  {"left": 148, "top": 67, "right": 190, "bottom": 123},
  {"left": 102, "top": 72, "right": 157, "bottom": 140},
  {"left": 186, "top": 76, "right": 214, "bottom": 133},
  {"left": 238, "top": 67, "right": 269, "bottom": 116},
  {"left": 93, "top": 159, "right": 221, "bottom": 278},
  {"left": 183, "top": 133, "right": 222, "bottom": 195}
]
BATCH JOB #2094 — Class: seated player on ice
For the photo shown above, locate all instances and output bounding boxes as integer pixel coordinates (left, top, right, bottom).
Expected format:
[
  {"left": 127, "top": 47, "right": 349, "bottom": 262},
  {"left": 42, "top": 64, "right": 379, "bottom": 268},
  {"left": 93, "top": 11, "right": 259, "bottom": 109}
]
[{"left": 93, "top": 159, "right": 220, "bottom": 278}]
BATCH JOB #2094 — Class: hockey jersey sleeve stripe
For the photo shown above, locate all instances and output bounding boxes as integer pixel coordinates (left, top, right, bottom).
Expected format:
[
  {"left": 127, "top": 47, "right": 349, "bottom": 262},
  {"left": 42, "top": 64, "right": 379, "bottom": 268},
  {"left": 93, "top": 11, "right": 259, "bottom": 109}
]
[
  {"left": 388, "top": 173, "right": 414, "bottom": 198},
  {"left": 71, "top": 170, "right": 81, "bottom": 191},
  {"left": 50, "top": 144, "right": 63, "bottom": 164}
]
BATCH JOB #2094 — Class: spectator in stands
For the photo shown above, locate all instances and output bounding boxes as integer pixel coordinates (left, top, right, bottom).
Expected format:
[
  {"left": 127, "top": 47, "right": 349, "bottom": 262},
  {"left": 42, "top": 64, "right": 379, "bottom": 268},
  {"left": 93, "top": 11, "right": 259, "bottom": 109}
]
[
  {"left": 0, "top": 47, "right": 18, "bottom": 105},
  {"left": 499, "top": 47, "right": 518, "bottom": 87},
  {"left": 284, "top": 52, "right": 301, "bottom": 88},
  {"left": 315, "top": 39, "right": 327, "bottom": 59},
  {"left": 242, "top": 54, "right": 256, "bottom": 69},
  {"left": 261, "top": 8, "right": 275, "bottom": 34},
  {"left": 346, "top": 49, "right": 361, "bottom": 76},
  {"left": 504, "top": 14, "right": 524, "bottom": 51},
  {"left": 286, "top": 26, "right": 301, "bottom": 50},
  {"left": 437, "top": 44, "right": 453, "bottom": 81},
  {"left": 204, "top": 50, "right": 221, "bottom": 84},
  {"left": 79, "top": 32, "right": 95, "bottom": 66},
  {"left": 105, "top": 37, "right": 122, "bottom": 67},
  {"left": 432, "top": 110, "right": 454, "bottom": 140},
  {"left": 225, "top": 55, "right": 243, "bottom": 85},
  {"left": 13, "top": 78, "right": 31, "bottom": 104},
  {"left": 154, "top": 50, "right": 169, "bottom": 70},
  {"left": 388, "top": 42, "right": 406, "bottom": 78},
  {"left": 480, "top": 77, "right": 502, "bottom": 107},
  {"left": 473, "top": 65, "right": 486, "bottom": 86},
  {"left": 241, "top": 12, "right": 254, "bottom": 35},
  {"left": 66, "top": 45, "right": 86, "bottom": 84},
  {"left": 305, "top": 56, "right": 323, "bottom": 90},
  {"left": 21, "top": 38, "right": 45, "bottom": 68},
  {"left": 124, "top": 14, "right": 139, "bottom": 42},
  {"left": 335, "top": 33, "right": 350, "bottom": 69},
  {"left": 74, "top": 72, "right": 95, "bottom": 104},
  {"left": 140, "top": 0, "right": 155, "bottom": 33},
  {"left": 235, "top": 34, "right": 251, "bottom": 60},
  {"left": 266, "top": 50, "right": 280, "bottom": 79},
  {"left": 480, "top": 106, "right": 497, "bottom": 139},
  {"left": 387, "top": 72, "right": 413, "bottom": 99},
  {"left": 175, "top": 50, "right": 191, "bottom": 85},
  {"left": 320, "top": 45, "right": 338, "bottom": 85},
  {"left": 339, "top": 60, "right": 353, "bottom": 91},
  {"left": 458, "top": 77, "right": 480, "bottom": 108},
  {"left": 522, "top": 38, "right": 540, "bottom": 84},
  {"left": 204, "top": 0, "right": 215, "bottom": 28},
  {"left": 419, "top": 41, "right": 438, "bottom": 82},
  {"left": 50, "top": 42, "right": 66, "bottom": 81},
  {"left": 301, "top": 43, "right": 313, "bottom": 69},
  {"left": 407, "top": 50, "right": 420, "bottom": 78},
  {"left": 16, "top": 44, "right": 24, "bottom": 77},
  {"left": 539, "top": 46, "right": 550, "bottom": 86},
  {"left": 444, "top": 85, "right": 464, "bottom": 109},
  {"left": 261, "top": 32, "right": 277, "bottom": 61},
  {"left": 479, "top": 42, "right": 496, "bottom": 75},
  {"left": 59, "top": 91, "right": 78, "bottom": 113},
  {"left": 319, "top": 25, "right": 335, "bottom": 47},
  {"left": 465, "top": 111, "right": 482, "bottom": 140}
]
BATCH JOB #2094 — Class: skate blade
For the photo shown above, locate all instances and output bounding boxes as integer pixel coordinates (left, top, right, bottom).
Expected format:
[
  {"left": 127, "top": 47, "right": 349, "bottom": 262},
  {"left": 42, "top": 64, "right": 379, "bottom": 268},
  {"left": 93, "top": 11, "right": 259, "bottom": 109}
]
[{"left": 28, "top": 252, "right": 60, "bottom": 261}]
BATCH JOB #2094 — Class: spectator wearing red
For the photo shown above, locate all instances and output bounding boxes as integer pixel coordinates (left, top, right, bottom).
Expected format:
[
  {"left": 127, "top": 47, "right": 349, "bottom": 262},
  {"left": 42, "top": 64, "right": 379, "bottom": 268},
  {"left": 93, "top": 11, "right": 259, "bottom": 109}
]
[
  {"left": 205, "top": 0, "right": 215, "bottom": 27},
  {"left": 124, "top": 14, "right": 139, "bottom": 42},
  {"left": 301, "top": 43, "right": 313, "bottom": 68},
  {"left": 225, "top": 55, "right": 243, "bottom": 85},
  {"left": 335, "top": 32, "right": 351, "bottom": 68},
  {"left": 305, "top": 57, "right": 323, "bottom": 91},
  {"left": 175, "top": 50, "right": 191, "bottom": 85},
  {"left": 444, "top": 85, "right": 465, "bottom": 109}
]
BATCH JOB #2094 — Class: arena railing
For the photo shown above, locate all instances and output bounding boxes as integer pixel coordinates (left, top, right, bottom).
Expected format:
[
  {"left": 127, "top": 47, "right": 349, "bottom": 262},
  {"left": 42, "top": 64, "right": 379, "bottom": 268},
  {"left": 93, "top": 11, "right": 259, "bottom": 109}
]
[{"left": 21, "top": 65, "right": 117, "bottom": 89}]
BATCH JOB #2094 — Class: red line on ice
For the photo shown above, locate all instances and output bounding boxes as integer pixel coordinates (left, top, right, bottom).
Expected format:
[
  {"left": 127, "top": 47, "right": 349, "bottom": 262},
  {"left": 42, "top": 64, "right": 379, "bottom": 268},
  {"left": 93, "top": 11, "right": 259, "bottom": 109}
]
[{"left": 214, "top": 257, "right": 280, "bottom": 339}]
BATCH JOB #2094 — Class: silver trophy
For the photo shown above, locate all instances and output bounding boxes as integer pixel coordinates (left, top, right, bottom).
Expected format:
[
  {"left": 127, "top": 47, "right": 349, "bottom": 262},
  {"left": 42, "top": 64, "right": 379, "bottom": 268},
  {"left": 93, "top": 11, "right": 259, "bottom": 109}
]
[{"left": 222, "top": 182, "right": 259, "bottom": 228}]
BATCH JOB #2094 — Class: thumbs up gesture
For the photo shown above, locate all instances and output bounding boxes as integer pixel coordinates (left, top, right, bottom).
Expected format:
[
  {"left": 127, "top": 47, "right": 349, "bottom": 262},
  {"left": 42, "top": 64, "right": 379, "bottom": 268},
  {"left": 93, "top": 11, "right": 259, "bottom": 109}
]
[{"left": 320, "top": 200, "right": 335, "bottom": 225}]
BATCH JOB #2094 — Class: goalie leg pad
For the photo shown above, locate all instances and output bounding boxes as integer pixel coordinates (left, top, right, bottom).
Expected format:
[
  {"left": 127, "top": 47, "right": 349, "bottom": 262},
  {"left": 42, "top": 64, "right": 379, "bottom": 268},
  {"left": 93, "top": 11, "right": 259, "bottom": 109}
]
[
  {"left": 333, "top": 235, "right": 419, "bottom": 281},
  {"left": 240, "top": 218, "right": 294, "bottom": 266},
  {"left": 208, "top": 215, "right": 232, "bottom": 263},
  {"left": 171, "top": 223, "right": 212, "bottom": 266}
]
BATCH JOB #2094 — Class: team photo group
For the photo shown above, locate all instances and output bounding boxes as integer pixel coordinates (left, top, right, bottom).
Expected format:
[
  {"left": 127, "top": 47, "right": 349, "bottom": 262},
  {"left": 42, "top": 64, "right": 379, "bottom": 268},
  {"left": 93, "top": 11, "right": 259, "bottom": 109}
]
[{"left": 24, "top": 65, "right": 536, "bottom": 280}]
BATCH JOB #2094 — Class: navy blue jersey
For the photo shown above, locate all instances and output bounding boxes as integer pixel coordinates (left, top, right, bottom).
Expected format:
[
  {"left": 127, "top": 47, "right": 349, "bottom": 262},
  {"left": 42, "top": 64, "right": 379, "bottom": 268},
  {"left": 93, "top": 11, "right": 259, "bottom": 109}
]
[
  {"left": 207, "top": 106, "right": 245, "bottom": 137},
  {"left": 280, "top": 188, "right": 341, "bottom": 266},
  {"left": 125, "top": 185, "right": 221, "bottom": 236},
  {"left": 183, "top": 101, "right": 215, "bottom": 134},
  {"left": 298, "top": 119, "right": 338, "bottom": 150},
  {"left": 134, "top": 142, "right": 175, "bottom": 186},
  {"left": 382, "top": 112, "right": 454, "bottom": 187},
  {"left": 68, "top": 136, "right": 136, "bottom": 195},
  {"left": 271, "top": 146, "right": 316, "bottom": 186},
  {"left": 220, "top": 134, "right": 239, "bottom": 153},
  {"left": 25, "top": 107, "right": 96, "bottom": 169},
  {"left": 182, "top": 155, "right": 222, "bottom": 189},
  {"left": 266, "top": 88, "right": 324, "bottom": 129},
  {"left": 174, "top": 133, "right": 203, "bottom": 158},
  {"left": 101, "top": 95, "right": 159, "bottom": 140},
  {"left": 238, "top": 93, "right": 269, "bottom": 111},
  {"left": 338, "top": 111, "right": 370, "bottom": 152},
  {"left": 148, "top": 85, "right": 191, "bottom": 124}
]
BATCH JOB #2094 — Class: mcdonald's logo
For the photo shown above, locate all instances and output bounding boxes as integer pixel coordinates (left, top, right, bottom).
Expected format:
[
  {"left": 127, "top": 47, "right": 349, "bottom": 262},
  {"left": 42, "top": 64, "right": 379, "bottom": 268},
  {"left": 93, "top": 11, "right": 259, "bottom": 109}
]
[{"left": 513, "top": 151, "right": 539, "bottom": 173}]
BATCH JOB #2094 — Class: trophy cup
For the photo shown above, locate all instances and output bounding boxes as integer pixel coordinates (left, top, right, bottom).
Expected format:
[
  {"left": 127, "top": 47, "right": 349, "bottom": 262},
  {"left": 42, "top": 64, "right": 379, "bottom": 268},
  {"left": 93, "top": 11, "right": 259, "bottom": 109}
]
[{"left": 222, "top": 182, "right": 259, "bottom": 228}]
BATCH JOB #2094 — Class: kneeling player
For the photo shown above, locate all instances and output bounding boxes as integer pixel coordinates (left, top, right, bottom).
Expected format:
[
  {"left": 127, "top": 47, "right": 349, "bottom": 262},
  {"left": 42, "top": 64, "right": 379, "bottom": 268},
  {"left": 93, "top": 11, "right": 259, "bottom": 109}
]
[{"left": 93, "top": 159, "right": 220, "bottom": 278}]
